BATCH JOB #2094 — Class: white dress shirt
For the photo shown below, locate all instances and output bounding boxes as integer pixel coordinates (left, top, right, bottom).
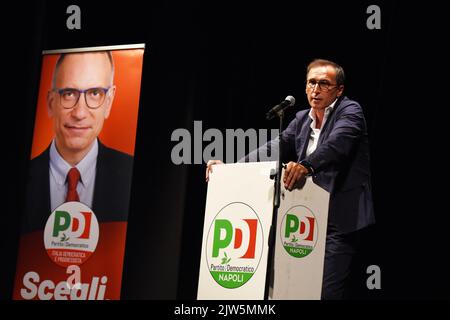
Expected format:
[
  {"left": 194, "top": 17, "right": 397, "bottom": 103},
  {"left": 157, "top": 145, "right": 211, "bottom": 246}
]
[
  {"left": 306, "top": 99, "right": 337, "bottom": 157},
  {"left": 49, "top": 139, "right": 98, "bottom": 211}
]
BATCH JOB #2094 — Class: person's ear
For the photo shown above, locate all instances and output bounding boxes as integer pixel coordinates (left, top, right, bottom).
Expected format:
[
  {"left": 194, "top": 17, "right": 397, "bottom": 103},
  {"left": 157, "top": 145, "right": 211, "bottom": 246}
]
[
  {"left": 337, "top": 85, "right": 344, "bottom": 97},
  {"left": 47, "top": 90, "right": 55, "bottom": 117},
  {"left": 104, "top": 85, "right": 116, "bottom": 119}
]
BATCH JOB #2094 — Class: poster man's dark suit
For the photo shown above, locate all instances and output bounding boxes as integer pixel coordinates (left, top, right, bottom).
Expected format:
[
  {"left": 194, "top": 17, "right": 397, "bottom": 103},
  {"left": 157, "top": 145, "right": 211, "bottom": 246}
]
[{"left": 22, "top": 141, "right": 133, "bottom": 234}]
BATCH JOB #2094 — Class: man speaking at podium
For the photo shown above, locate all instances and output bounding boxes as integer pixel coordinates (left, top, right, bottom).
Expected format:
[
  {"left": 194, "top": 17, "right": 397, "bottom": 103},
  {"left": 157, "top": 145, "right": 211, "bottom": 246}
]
[
  {"left": 206, "top": 59, "right": 375, "bottom": 299},
  {"left": 22, "top": 51, "right": 133, "bottom": 233}
]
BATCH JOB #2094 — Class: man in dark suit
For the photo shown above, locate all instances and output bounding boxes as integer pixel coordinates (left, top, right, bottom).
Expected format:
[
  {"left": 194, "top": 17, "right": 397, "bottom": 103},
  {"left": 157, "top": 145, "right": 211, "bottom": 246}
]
[
  {"left": 22, "top": 51, "right": 133, "bottom": 233},
  {"left": 206, "top": 59, "right": 375, "bottom": 299}
]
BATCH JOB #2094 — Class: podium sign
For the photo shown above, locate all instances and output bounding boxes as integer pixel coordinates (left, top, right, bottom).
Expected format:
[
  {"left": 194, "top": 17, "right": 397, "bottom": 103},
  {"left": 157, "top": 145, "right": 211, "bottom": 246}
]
[
  {"left": 271, "top": 177, "right": 330, "bottom": 300},
  {"left": 197, "top": 162, "right": 276, "bottom": 300}
]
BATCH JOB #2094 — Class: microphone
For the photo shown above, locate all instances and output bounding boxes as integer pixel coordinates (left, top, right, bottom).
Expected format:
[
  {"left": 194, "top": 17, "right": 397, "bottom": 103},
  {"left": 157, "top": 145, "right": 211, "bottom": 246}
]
[{"left": 266, "top": 95, "right": 296, "bottom": 120}]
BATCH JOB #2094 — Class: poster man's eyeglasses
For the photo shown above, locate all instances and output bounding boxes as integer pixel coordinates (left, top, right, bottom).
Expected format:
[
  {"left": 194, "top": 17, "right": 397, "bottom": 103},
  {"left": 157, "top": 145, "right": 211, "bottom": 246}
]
[{"left": 53, "top": 87, "right": 110, "bottom": 109}]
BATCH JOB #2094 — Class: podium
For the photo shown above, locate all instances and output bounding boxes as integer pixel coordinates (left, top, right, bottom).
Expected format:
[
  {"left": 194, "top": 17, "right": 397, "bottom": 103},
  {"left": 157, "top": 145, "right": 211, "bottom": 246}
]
[{"left": 197, "top": 162, "right": 330, "bottom": 300}]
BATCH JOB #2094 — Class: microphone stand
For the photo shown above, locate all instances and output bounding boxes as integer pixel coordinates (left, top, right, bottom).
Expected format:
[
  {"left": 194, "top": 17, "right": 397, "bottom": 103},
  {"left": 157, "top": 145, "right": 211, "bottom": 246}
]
[{"left": 264, "top": 108, "right": 284, "bottom": 300}]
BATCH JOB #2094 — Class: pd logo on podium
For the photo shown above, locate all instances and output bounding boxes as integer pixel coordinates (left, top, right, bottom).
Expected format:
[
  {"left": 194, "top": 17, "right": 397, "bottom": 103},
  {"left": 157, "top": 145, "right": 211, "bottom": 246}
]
[
  {"left": 205, "top": 202, "right": 264, "bottom": 289},
  {"left": 280, "top": 205, "right": 318, "bottom": 258},
  {"left": 44, "top": 202, "right": 99, "bottom": 267}
]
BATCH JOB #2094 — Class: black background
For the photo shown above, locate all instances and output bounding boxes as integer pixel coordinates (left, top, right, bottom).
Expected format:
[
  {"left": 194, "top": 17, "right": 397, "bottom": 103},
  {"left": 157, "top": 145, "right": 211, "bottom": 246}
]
[{"left": 0, "top": 0, "right": 448, "bottom": 303}]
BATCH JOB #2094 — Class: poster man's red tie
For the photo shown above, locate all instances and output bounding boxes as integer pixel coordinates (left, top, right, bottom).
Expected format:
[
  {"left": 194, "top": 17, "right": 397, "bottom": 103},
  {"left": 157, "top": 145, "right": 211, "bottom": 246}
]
[{"left": 66, "top": 167, "right": 80, "bottom": 202}]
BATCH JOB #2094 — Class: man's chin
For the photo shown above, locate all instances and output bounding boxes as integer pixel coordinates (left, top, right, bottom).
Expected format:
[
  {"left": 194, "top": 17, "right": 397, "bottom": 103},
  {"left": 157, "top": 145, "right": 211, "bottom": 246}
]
[
  {"left": 311, "top": 103, "right": 324, "bottom": 110},
  {"left": 64, "top": 139, "right": 94, "bottom": 153}
]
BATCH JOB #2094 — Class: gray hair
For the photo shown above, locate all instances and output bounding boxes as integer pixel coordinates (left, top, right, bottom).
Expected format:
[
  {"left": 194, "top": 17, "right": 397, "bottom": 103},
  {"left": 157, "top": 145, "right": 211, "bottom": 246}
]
[{"left": 51, "top": 51, "right": 115, "bottom": 89}]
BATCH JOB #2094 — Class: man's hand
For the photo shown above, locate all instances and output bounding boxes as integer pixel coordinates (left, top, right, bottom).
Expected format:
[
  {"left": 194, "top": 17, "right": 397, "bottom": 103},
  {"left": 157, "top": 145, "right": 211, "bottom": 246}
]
[
  {"left": 206, "top": 160, "right": 224, "bottom": 182},
  {"left": 283, "top": 161, "right": 309, "bottom": 191}
]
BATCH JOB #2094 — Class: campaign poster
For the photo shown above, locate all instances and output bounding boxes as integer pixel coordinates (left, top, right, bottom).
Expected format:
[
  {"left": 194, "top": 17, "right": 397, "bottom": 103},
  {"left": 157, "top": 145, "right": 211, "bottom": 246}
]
[{"left": 13, "top": 44, "right": 145, "bottom": 300}]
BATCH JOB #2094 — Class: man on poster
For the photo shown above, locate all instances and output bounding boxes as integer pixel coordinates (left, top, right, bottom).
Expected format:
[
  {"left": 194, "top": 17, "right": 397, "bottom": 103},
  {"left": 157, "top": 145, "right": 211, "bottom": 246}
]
[{"left": 22, "top": 51, "right": 133, "bottom": 233}]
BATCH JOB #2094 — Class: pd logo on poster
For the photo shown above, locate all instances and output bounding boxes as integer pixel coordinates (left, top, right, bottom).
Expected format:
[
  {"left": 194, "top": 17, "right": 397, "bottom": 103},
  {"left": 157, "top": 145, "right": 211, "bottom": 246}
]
[{"left": 44, "top": 202, "right": 99, "bottom": 267}]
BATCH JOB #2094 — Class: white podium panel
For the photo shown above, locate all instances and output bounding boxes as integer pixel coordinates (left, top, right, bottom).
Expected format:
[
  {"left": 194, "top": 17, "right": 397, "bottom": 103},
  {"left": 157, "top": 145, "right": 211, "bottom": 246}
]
[
  {"left": 197, "top": 162, "right": 276, "bottom": 300},
  {"left": 271, "top": 177, "right": 330, "bottom": 300}
]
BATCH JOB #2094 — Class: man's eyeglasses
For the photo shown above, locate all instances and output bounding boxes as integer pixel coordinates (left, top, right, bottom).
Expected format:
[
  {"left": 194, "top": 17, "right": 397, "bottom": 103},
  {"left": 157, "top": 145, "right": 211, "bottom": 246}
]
[
  {"left": 306, "top": 79, "right": 338, "bottom": 92},
  {"left": 53, "top": 87, "right": 110, "bottom": 109}
]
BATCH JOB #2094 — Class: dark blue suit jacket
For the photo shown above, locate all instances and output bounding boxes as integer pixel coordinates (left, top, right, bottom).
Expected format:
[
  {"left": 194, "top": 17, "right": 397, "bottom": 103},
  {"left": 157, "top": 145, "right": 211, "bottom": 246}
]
[
  {"left": 21, "top": 141, "right": 134, "bottom": 234},
  {"left": 246, "top": 96, "right": 375, "bottom": 233}
]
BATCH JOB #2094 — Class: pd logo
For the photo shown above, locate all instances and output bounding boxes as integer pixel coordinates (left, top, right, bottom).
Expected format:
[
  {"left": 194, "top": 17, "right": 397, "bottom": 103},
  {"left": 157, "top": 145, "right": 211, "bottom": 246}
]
[
  {"left": 206, "top": 202, "right": 263, "bottom": 289},
  {"left": 280, "top": 205, "right": 318, "bottom": 258},
  {"left": 44, "top": 202, "right": 99, "bottom": 267}
]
